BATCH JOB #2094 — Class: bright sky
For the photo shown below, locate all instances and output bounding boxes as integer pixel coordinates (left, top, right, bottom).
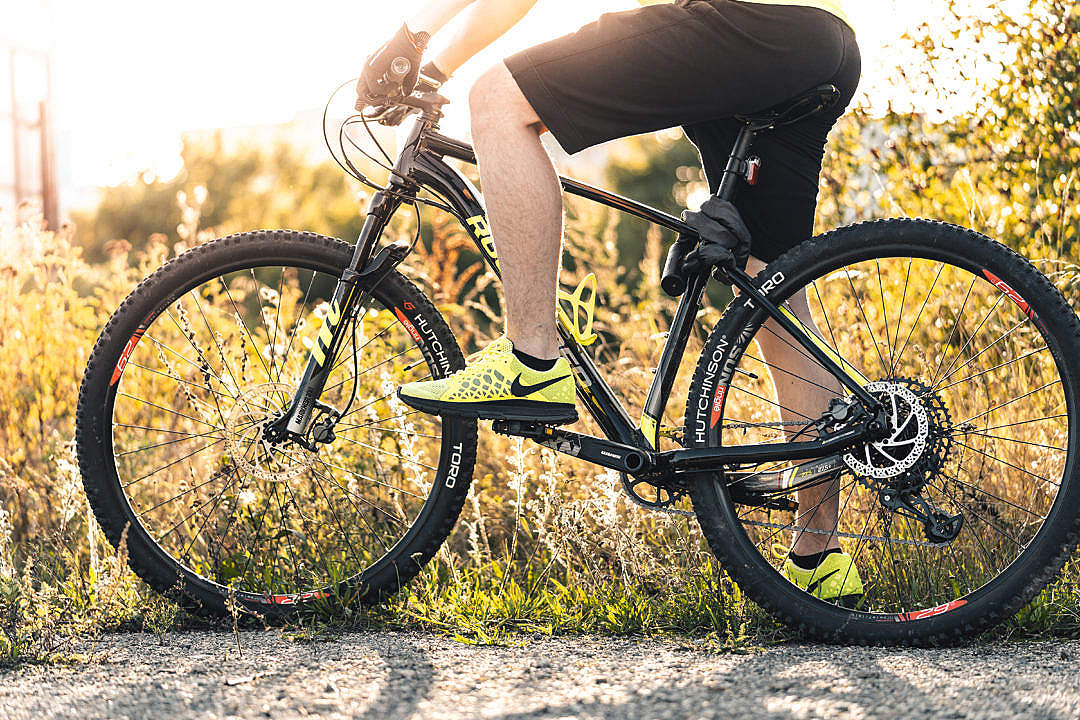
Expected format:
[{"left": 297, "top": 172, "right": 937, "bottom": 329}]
[{"left": 7, "top": 0, "right": 948, "bottom": 196}]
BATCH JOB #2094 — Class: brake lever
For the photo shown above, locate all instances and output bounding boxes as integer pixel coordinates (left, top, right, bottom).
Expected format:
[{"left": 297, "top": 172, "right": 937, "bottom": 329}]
[{"left": 376, "top": 105, "right": 415, "bottom": 127}]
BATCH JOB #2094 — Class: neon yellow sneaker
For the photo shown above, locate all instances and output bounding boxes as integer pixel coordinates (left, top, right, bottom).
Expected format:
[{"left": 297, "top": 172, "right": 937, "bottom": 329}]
[
  {"left": 783, "top": 551, "right": 864, "bottom": 607},
  {"left": 397, "top": 337, "right": 578, "bottom": 424}
]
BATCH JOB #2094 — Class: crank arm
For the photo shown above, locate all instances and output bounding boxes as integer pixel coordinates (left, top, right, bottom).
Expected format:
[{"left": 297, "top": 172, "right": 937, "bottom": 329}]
[{"left": 493, "top": 420, "right": 651, "bottom": 475}]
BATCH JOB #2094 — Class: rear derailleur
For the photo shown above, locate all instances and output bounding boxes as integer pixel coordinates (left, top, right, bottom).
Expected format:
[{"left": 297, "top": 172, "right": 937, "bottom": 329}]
[{"left": 878, "top": 489, "right": 963, "bottom": 544}]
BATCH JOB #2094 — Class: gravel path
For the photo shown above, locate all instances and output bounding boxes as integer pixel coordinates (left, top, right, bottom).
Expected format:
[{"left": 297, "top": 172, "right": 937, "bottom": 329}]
[{"left": 2, "top": 631, "right": 1078, "bottom": 719}]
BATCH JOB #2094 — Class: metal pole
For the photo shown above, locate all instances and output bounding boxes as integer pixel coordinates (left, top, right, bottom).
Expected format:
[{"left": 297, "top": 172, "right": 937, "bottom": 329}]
[
  {"left": 39, "top": 99, "right": 57, "bottom": 229},
  {"left": 9, "top": 48, "right": 22, "bottom": 207},
  {"left": 39, "top": 56, "right": 57, "bottom": 229}
]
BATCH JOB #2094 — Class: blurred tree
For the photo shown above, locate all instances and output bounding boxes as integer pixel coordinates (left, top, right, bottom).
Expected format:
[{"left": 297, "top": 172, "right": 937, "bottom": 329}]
[
  {"left": 73, "top": 134, "right": 367, "bottom": 264},
  {"left": 826, "top": 0, "right": 1079, "bottom": 265},
  {"left": 600, "top": 131, "right": 702, "bottom": 281}
]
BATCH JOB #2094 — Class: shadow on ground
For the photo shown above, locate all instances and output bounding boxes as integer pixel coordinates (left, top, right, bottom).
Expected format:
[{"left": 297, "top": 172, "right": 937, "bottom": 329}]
[{"left": 2, "top": 631, "right": 1077, "bottom": 719}]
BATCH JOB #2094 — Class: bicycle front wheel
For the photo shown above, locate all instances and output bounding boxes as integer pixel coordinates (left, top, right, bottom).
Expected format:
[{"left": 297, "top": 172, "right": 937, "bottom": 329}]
[
  {"left": 686, "top": 219, "right": 1080, "bottom": 644},
  {"left": 76, "top": 230, "right": 477, "bottom": 618}
]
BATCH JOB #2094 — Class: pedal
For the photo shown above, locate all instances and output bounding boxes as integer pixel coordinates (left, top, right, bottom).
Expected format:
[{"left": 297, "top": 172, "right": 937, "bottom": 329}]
[
  {"left": 492, "top": 419, "right": 549, "bottom": 439},
  {"left": 493, "top": 420, "right": 650, "bottom": 475}
]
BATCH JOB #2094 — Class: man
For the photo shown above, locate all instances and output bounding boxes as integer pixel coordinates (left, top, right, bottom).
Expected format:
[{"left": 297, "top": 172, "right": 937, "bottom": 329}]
[{"left": 359, "top": 0, "right": 862, "bottom": 601}]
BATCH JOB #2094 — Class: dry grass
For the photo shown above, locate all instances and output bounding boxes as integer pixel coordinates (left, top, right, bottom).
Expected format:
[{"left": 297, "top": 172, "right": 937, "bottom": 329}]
[{"left": 1, "top": 181, "right": 1079, "bottom": 669}]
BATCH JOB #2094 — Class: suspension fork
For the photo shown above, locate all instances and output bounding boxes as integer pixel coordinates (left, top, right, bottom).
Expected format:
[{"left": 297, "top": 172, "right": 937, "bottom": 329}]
[{"left": 275, "top": 190, "right": 406, "bottom": 438}]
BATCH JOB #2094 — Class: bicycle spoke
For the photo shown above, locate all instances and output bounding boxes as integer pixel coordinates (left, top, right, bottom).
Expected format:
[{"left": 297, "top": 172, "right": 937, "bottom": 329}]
[
  {"left": 116, "top": 392, "right": 224, "bottom": 430},
  {"left": 120, "top": 437, "right": 225, "bottom": 488},
  {"left": 276, "top": 267, "right": 318, "bottom": 384},
  {"left": 928, "top": 275, "right": 976, "bottom": 387},
  {"left": 953, "top": 439, "right": 1061, "bottom": 488},
  {"left": 333, "top": 435, "right": 441, "bottom": 473},
  {"left": 941, "top": 470, "right": 1045, "bottom": 519},
  {"left": 933, "top": 345, "right": 1047, "bottom": 394},
  {"left": 742, "top": 352, "right": 840, "bottom": 396},
  {"left": 843, "top": 264, "right": 888, "bottom": 377},
  {"left": 135, "top": 465, "right": 234, "bottom": 518},
  {"left": 949, "top": 378, "right": 1062, "bottom": 429},
  {"left": 932, "top": 318, "right": 1031, "bottom": 390},
  {"left": 116, "top": 427, "right": 227, "bottom": 457},
  {"left": 933, "top": 293, "right": 1006, "bottom": 390},
  {"left": 955, "top": 429, "right": 1066, "bottom": 453},
  {"left": 889, "top": 261, "right": 945, "bottom": 378}
]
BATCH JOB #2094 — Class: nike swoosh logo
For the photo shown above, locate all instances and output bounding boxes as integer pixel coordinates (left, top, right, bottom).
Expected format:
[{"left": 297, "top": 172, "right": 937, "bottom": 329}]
[
  {"left": 805, "top": 568, "right": 840, "bottom": 596},
  {"left": 510, "top": 374, "right": 569, "bottom": 397}
]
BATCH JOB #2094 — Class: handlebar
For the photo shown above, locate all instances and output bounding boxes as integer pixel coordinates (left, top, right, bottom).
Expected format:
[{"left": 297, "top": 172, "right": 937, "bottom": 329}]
[
  {"left": 357, "top": 74, "right": 449, "bottom": 127},
  {"left": 661, "top": 236, "right": 695, "bottom": 296}
]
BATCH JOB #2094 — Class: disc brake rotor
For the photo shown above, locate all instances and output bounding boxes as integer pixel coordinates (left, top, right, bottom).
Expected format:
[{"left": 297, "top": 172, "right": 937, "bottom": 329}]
[
  {"left": 226, "top": 382, "right": 315, "bottom": 482},
  {"left": 843, "top": 381, "right": 929, "bottom": 481}
]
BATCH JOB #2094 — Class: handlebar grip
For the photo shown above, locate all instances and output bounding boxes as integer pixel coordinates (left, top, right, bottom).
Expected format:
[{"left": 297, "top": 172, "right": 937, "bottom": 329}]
[
  {"left": 661, "top": 237, "right": 694, "bottom": 297},
  {"left": 388, "top": 57, "right": 412, "bottom": 83}
]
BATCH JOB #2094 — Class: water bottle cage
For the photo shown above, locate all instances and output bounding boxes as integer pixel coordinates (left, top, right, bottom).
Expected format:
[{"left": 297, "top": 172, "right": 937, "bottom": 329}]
[{"left": 557, "top": 273, "right": 599, "bottom": 346}]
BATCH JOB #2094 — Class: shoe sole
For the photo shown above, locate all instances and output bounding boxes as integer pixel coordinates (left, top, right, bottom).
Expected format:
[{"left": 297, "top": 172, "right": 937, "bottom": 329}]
[{"left": 397, "top": 391, "right": 578, "bottom": 425}]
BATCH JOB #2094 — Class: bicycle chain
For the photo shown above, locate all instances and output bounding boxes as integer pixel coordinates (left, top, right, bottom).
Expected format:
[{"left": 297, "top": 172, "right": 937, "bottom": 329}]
[
  {"left": 724, "top": 420, "right": 814, "bottom": 431},
  {"left": 740, "top": 519, "right": 949, "bottom": 548}
]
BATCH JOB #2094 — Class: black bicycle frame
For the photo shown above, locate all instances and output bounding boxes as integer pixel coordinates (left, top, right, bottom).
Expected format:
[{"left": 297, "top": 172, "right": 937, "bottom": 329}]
[{"left": 277, "top": 110, "right": 882, "bottom": 477}]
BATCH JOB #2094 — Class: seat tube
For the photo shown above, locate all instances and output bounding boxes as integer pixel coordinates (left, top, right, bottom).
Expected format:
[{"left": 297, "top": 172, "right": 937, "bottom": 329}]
[
  {"left": 716, "top": 125, "right": 757, "bottom": 202},
  {"left": 637, "top": 125, "right": 757, "bottom": 446}
]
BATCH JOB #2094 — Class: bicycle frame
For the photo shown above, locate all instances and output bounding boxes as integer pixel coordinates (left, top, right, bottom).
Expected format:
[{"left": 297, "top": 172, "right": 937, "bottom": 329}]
[{"left": 275, "top": 109, "right": 884, "bottom": 479}]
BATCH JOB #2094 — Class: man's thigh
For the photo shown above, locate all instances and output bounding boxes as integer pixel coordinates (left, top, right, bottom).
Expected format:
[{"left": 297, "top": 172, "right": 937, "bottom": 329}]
[{"left": 502, "top": 0, "right": 845, "bottom": 155}]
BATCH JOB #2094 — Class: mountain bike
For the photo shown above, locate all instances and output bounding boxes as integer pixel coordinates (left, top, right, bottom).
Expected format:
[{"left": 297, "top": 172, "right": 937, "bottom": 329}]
[{"left": 76, "top": 75, "right": 1080, "bottom": 644}]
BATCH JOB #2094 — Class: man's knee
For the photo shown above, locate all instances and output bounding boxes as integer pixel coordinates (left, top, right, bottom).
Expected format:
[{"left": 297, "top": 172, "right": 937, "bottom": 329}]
[{"left": 469, "top": 63, "right": 541, "bottom": 133}]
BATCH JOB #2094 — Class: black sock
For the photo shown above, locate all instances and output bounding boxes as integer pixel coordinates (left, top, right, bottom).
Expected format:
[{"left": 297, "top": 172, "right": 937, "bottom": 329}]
[
  {"left": 512, "top": 348, "right": 558, "bottom": 372},
  {"left": 790, "top": 547, "right": 841, "bottom": 570}
]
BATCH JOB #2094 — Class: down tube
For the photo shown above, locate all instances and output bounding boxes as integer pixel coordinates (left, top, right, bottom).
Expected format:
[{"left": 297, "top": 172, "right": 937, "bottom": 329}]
[{"left": 410, "top": 153, "right": 643, "bottom": 445}]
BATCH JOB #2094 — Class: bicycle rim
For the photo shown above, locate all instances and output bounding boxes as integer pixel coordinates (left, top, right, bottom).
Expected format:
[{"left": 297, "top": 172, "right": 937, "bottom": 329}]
[
  {"left": 105, "top": 259, "right": 453, "bottom": 604},
  {"left": 695, "top": 228, "right": 1076, "bottom": 622}
]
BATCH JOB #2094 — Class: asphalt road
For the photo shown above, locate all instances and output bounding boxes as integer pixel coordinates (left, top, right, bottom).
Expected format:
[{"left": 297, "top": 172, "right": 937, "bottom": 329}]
[{"left": 2, "top": 631, "right": 1078, "bottom": 719}]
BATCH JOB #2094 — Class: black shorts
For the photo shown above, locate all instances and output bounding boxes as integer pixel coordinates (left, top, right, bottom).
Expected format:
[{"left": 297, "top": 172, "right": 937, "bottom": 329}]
[{"left": 504, "top": 0, "right": 861, "bottom": 262}]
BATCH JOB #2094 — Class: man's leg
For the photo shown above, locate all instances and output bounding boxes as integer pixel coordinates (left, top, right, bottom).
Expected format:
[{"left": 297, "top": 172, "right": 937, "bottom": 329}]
[
  {"left": 744, "top": 256, "right": 843, "bottom": 557},
  {"left": 469, "top": 63, "right": 562, "bottom": 360}
]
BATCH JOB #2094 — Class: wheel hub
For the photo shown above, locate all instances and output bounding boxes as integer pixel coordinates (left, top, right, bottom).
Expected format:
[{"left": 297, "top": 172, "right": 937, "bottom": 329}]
[
  {"left": 842, "top": 378, "right": 960, "bottom": 542},
  {"left": 226, "top": 382, "right": 315, "bottom": 482},
  {"left": 842, "top": 378, "right": 952, "bottom": 494},
  {"left": 842, "top": 381, "right": 930, "bottom": 481}
]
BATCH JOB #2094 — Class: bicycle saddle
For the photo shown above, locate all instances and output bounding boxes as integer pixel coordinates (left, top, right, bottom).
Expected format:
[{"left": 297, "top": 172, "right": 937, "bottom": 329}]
[{"left": 736, "top": 84, "right": 841, "bottom": 129}]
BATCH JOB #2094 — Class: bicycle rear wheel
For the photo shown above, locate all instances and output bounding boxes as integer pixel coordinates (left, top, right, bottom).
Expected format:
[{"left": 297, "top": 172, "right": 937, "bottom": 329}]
[
  {"left": 686, "top": 219, "right": 1080, "bottom": 644},
  {"left": 76, "top": 230, "right": 477, "bottom": 618}
]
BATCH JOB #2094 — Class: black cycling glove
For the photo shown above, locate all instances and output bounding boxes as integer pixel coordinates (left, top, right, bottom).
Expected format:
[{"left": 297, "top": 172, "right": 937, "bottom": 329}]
[
  {"left": 681, "top": 197, "right": 752, "bottom": 275},
  {"left": 357, "top": 24, "right": 428, "bottom": 105}
]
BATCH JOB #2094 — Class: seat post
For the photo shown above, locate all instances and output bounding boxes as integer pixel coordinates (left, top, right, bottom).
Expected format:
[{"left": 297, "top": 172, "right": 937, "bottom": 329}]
[{"left": 716, "top": 124, "right": 758, "bottom": 202}]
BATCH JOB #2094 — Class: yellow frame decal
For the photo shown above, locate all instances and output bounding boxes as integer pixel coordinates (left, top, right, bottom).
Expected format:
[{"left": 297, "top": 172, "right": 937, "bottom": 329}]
[
  {"left": 778, "top": 306, "right": 869, "bottom": 387},
  {"left": 310, "top": 300, "right": 343, "bottom": 367},
  {"left": 639, "top": 413, "right": 659, "bottom": 449}
]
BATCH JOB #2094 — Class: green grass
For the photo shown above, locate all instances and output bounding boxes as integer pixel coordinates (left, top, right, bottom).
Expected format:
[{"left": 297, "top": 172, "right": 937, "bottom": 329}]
[{"left": 4, "top": 533, "right": 1079, "bottom": 670}]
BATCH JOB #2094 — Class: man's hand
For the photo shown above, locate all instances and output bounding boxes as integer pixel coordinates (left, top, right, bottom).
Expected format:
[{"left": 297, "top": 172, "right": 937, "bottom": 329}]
[
  {"left": 681, "top": 198, "right": 752, "bottom": 275},
  {"left": 357, "top": 24, "right": 428, "bottom": 106}
]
